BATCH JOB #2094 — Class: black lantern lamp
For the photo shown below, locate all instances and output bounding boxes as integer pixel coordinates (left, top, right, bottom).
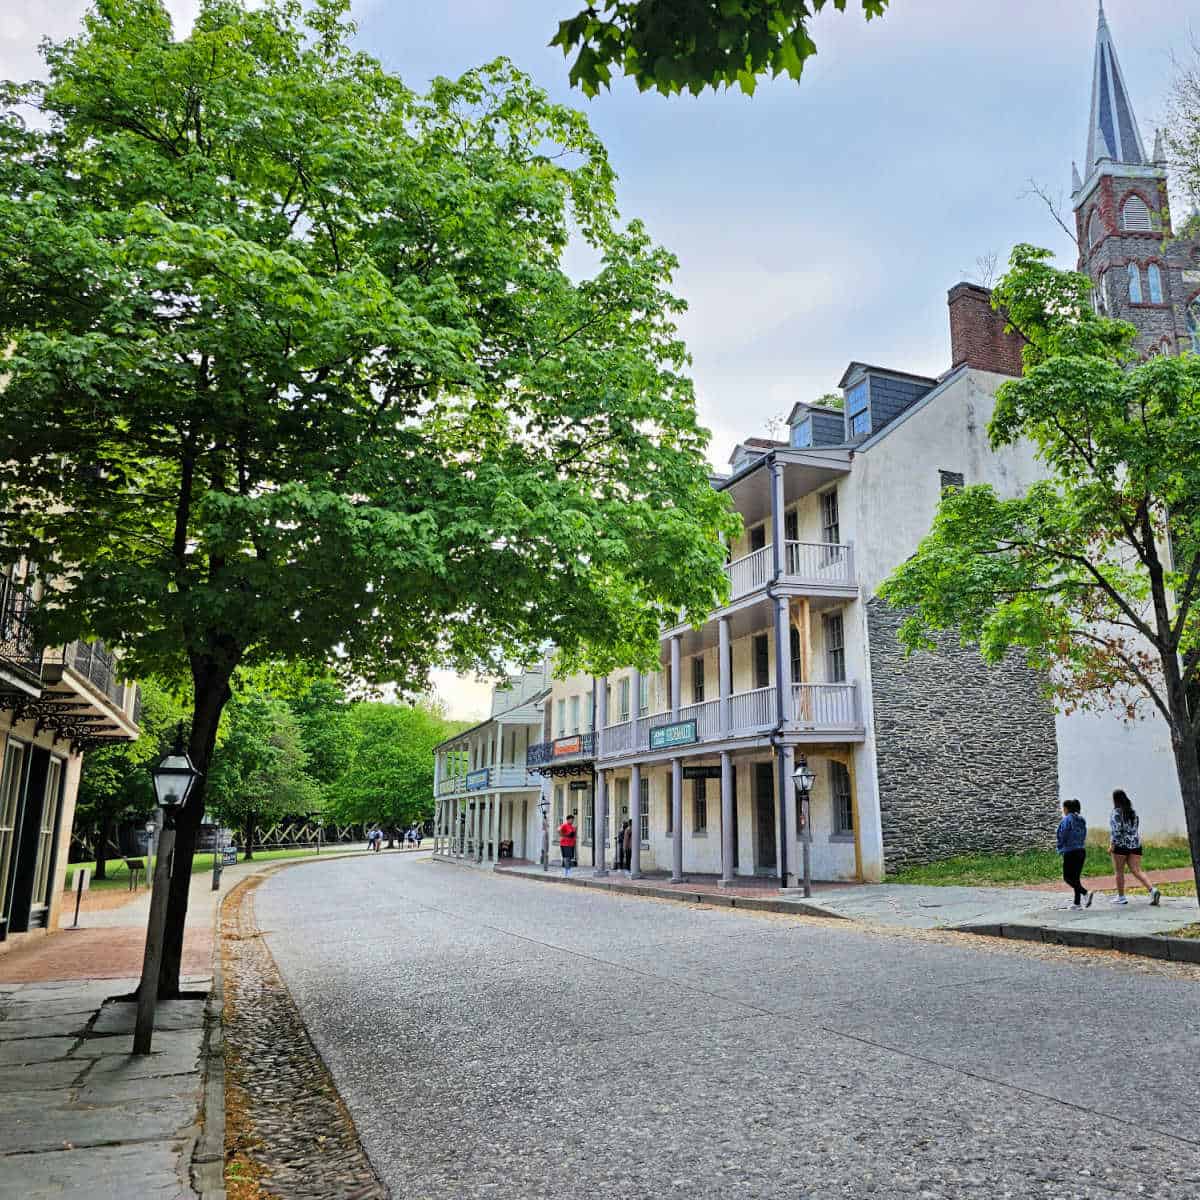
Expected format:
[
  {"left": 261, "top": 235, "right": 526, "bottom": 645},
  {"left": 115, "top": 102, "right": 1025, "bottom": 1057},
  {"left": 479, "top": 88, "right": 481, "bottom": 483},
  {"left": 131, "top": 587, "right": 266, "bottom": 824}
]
[
  {"left": 151, "top": 725, "right": 200, "bottom": 827},
  {"left": 792, "top": 756, "right": 816, "bottom": 797}
]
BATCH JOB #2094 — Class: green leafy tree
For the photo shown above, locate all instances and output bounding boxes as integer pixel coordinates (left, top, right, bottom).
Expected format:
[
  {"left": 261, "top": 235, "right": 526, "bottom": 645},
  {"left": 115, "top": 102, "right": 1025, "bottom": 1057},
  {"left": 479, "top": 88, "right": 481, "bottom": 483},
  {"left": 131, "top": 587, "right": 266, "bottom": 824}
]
[
  {"left": 0, "top": 0, "right": 734, "bottom": 995},
  {"left": 75, "top": 678, "right": 189, "bottom": 879},
  {"left": 553, "top": 0, "right": 889, "bottom": 96},
  {"left": 880, "top": 245, "right": 1200, "bottom": 897},
  {"left": 328, "top": 701, "right": 464, "bottom": 841},
  {"left": 206, "top": 691, "right": 318, "bottom": 860}
]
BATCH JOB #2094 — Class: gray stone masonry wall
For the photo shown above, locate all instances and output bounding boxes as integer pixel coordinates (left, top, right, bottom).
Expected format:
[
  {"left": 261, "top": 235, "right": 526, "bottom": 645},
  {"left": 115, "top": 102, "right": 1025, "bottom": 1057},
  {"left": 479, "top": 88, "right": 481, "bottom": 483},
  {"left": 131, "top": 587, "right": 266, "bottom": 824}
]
[{"left": 866, "top": 599, "right": 1059, "bottom": 873}]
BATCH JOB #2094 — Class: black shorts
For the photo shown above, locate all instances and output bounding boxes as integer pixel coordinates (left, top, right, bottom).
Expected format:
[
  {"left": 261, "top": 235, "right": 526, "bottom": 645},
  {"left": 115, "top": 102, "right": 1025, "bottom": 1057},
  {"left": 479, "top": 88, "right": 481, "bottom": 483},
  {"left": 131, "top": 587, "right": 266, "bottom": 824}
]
[
  {"left": 561, "top": 847, "right": 576, "bottom": 865},
  {"left": 1112, "top": 845, "right": 1143, "bottom": 857}
]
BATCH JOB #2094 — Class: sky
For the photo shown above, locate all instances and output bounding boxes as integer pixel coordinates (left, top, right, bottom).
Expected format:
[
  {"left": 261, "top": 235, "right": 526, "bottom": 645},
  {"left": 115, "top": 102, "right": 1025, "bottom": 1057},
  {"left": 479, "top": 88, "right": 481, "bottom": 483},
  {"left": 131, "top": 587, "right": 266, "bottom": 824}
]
[{"left": 4, "top": 0, "right": 1195, "bottom": 719}]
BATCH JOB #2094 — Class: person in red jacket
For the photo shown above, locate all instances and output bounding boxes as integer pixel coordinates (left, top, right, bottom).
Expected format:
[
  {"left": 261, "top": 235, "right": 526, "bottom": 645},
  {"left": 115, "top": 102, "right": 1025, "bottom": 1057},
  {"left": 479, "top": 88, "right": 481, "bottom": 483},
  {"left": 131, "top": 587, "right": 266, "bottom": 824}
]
[{"left": 559, "top": 813, "right": 578, "bottom": 877}]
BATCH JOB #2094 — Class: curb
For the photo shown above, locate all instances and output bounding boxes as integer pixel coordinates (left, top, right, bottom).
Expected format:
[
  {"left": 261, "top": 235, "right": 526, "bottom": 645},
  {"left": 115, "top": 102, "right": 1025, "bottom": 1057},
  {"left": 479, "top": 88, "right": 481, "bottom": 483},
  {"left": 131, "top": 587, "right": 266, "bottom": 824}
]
[
  {"left": 952, "top": 921, "right": 1200, "bottom": 964},
  {"left": 432, "top": 853, "right": 847, "bottom": 921}
]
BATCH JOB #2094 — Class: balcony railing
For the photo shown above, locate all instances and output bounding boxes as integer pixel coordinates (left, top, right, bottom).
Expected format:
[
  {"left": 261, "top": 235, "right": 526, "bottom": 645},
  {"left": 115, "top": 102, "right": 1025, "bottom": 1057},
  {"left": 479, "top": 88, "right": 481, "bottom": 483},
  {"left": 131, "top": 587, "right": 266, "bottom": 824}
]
[
  {"left": 526, "top": 731, "right": 596, "bottom": 768},
  {"left": 597, "top": 682, "right": 861, "bottom": 758},
  {"left": 792, "top": 682, "right": 860, "bottom": 730},
  {"left": 784, "top": 541, "right": 855, "bottom": 587},
  {"left": 725, "top": 546, "right": 772, "bottom": 600},
  {"left": 0, "top": 576, "right": 43, "bottom": 683},
  {"left": 437, "top": 762, "right": 540, "bottom": 794}
]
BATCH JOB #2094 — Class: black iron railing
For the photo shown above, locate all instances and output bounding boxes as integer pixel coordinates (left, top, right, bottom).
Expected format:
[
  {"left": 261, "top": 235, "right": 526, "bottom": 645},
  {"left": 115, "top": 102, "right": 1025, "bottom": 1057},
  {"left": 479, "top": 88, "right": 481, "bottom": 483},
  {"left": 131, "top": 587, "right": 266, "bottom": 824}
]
[{"left": 0, "top": 575, "right": 43, "bottom": 682}]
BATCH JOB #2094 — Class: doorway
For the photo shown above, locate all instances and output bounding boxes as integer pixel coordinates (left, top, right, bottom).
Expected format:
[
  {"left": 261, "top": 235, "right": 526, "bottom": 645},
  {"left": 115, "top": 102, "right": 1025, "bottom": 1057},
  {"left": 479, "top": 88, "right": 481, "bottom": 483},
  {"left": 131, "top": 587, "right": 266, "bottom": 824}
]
[{"left": 754, "top": 761, "right": 776, "bottom": 874}]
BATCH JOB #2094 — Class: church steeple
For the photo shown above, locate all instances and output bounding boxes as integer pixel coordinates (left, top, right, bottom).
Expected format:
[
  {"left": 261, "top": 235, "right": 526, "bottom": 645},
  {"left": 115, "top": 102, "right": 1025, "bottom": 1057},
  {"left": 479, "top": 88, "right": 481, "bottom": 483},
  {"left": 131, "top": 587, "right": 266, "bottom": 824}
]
[{"left": 1085, "top": 1, "right": 1147, "bottom": 171}]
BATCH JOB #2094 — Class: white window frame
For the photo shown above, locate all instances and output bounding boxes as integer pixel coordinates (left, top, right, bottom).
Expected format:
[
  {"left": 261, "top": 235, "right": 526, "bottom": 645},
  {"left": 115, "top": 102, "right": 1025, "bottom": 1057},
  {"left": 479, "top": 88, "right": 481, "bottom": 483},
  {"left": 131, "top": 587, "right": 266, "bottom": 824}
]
[
  {"left": 0, "top": 737, "right": 27, "bottom": 923},
  {"left": 1128, "top": 262, "right": 1143, "bottom": 305},
  {"left": 830, "top": 761, "right": 854, "bottom": 840},
  {"left": 618, "top": 677, "right": 631, "bottom": 723},
  {"left": 32, "top": 756, "right": 64, "bottom": 909},
  {"left": 824, "top": 612, "right": 846, "bottom": 683}
]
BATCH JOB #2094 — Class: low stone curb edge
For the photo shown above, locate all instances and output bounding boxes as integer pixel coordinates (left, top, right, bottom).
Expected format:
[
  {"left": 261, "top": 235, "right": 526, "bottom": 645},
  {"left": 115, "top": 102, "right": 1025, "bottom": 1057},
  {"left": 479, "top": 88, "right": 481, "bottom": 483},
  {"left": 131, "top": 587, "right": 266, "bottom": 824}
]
[{"left": 952, "top": 921, "right": 1200, "bottom": 964}]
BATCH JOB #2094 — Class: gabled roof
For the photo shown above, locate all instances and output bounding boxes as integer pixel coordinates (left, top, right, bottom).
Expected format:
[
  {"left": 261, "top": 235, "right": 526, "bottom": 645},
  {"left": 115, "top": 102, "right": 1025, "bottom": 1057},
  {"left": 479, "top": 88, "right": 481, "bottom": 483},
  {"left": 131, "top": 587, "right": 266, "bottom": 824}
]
[
  {"left": 837, "top": 361, "right": 939, "bottom": 390},
  {"left": 785, "top": 401, "right": 843, "bottom": 426},
  {"left": 1085, "top": 2, "right": 1146, "bottom": 170}
]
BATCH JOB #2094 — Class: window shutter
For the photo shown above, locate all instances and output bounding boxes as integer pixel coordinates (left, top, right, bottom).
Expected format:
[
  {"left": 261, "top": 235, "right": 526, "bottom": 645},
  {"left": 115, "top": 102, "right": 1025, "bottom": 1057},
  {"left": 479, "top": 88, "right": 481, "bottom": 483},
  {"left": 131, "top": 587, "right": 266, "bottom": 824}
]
[{"left": 1122, "top": 196, "right": 1152, "bottom": 231}]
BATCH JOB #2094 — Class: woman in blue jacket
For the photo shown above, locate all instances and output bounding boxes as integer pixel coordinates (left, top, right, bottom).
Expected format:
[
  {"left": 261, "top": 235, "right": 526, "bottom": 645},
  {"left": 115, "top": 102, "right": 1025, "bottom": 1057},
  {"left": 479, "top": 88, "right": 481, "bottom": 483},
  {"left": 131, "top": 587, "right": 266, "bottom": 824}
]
[{"left": 1056, "top": 798, "right": 1094, "bottom": 910}]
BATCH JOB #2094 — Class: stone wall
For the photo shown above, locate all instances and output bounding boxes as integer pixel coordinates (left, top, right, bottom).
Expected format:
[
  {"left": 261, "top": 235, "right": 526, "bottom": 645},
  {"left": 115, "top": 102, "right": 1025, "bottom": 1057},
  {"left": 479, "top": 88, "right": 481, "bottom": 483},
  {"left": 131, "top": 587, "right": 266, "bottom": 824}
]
[{"left": 866, "top": 599, "right": 1059, "bottom": 872}]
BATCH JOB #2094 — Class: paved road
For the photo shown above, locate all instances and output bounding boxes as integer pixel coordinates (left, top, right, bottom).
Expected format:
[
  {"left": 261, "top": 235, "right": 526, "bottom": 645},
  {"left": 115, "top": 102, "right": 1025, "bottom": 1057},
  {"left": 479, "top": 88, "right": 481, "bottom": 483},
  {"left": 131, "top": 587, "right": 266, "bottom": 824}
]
[{"left": 256, "top": 855, "right": 1200, "bottom": 1199}]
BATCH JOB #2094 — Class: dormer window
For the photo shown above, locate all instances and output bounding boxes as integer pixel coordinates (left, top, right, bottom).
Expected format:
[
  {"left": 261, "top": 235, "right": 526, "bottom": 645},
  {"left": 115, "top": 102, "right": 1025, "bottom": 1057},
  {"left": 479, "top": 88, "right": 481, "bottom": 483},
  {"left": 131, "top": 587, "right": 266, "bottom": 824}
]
[
  {"left": 846, "top": 381, "right": 870, "bottom": 437},
  {"left": 791, "top": 418, "right": 813, "bottom": 448}
]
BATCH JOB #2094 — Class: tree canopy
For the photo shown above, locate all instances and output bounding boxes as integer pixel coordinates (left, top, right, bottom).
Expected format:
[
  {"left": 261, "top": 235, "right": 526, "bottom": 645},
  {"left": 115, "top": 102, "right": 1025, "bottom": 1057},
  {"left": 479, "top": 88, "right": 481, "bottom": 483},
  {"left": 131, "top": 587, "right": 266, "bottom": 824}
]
[
  {"left": 0, "top": 0, "right": 734, "bottom": 993},
  {"left": 880, "top": 244, "right": 1200, "bottom": 894},
  {"left": 552, "top": 0, "right": 889, "bottom": 96}
]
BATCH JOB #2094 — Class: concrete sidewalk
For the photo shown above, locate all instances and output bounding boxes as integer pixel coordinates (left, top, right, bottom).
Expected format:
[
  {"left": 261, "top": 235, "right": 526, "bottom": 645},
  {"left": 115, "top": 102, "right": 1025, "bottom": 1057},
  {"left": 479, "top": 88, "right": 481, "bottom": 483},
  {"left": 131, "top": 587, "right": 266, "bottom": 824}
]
[{"left": 486, "top": 858, "right": 1200, "bottom": 957}]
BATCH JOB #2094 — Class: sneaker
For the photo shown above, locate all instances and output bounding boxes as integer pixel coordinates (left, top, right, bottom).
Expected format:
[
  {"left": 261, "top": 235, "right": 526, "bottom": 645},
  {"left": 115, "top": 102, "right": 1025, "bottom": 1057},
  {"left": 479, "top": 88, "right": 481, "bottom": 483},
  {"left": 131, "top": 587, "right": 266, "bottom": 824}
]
[
  {"left": 1084, "top": 891, "right": 1094, "bottom": 908},
  {"left": 1150, "top": 887, "right": 1161, "bottom": 907},
  {"left": 1113, "top": 895, "right": 1129, "bottom": 906},
  {"left": 1056, "top": 901, "right": 1077, "bottom": 910},
  {"left": 1070, "top": 903, "right": 1083, "bottom": 911}
]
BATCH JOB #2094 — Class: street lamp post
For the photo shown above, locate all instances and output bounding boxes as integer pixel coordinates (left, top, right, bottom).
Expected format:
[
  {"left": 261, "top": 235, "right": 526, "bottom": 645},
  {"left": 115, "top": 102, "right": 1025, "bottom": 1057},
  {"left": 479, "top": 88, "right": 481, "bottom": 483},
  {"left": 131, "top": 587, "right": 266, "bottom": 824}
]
[
  {"left": 538, "top": 797, "right": 550, "bottom": 873},
  {"left": 792, "top": 756, "right": 816, "bottom": 898},
  {"left": 134, "top": 726, "right": 201, "bottom": 1056}
]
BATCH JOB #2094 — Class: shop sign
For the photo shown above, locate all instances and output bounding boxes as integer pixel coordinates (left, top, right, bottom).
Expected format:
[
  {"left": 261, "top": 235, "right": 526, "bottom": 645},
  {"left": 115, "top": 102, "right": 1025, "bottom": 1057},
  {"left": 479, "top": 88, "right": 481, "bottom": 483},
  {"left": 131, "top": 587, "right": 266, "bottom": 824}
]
[
  {"left": 569, "top": 780, "right": 590, "bottom": 791},
  {"left": 466, "top": 769, "right": 490, "bottom": 791},
  {"left": 682, "top": 765, "right": 721, "bottom": 780},
  {"left": 553, "top": 736, "right": 583, "bottom": 756},
  {"left": 649, "top": 720, "right": 698, "bottom": 750}
]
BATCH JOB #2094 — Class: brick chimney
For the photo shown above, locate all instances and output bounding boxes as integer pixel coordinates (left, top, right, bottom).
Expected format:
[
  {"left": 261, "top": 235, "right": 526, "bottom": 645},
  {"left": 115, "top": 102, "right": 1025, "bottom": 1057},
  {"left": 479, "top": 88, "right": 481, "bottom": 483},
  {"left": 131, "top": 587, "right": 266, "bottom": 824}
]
[{"left": 947, "top": 282, "right": 1024, "bottom": 377}]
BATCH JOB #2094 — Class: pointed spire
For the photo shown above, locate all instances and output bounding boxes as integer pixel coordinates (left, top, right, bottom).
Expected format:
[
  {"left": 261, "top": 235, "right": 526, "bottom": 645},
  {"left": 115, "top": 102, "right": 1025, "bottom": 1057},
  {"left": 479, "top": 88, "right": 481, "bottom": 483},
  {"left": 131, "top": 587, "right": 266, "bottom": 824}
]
[
  {"left": 1072, "top": 161, "right": 1083, "bottom": 193},
  {"left": 1085, "top": 1, "right": 1147, "bottom": 170}
]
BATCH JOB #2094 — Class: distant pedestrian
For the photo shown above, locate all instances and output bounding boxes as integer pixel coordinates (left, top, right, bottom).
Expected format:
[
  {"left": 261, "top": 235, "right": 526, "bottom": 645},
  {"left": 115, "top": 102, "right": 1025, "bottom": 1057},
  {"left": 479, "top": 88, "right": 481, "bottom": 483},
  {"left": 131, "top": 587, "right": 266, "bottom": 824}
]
[
  {"left": 1108, "top": 790, "right": 1160, "bottom": 906},
  {"left": 368, "top": 827, "right": 382, "bottom": 852},
  {"left": 621, "top": 819, "right": 633, "bottom": 871},
  {"left": 559, "top": 814, "right": 578, "bottom": 876},
  {"left": 1056, "top": 798, "right": 1093, "bottom": 910}
]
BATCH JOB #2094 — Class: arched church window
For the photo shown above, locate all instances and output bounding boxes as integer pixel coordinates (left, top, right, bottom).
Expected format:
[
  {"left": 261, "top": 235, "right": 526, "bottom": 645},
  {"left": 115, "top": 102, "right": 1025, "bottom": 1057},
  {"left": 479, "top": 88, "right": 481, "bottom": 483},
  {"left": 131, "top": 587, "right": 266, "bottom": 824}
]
[
  {"left": 1127, "top": 263, "right": 1142, "bottom": 305},
  {"left": 1188, "top": 301, "right": 1200, "bottom": 354},
  {"left": 1122, "top": 196, "right": 1152, "bottom": 231},
  {"left": 1147, "top": 263, "right": 1163, "bottom": 304},
  {"left": 1088, "top": 211, "right": 1103, "bottom": 247}
]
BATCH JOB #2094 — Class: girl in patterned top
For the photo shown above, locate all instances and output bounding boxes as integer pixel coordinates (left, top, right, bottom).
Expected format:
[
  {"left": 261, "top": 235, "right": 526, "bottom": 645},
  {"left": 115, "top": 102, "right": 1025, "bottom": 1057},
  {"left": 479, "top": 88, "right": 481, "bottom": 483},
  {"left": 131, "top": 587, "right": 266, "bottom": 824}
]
[{"left": 1108, "top": 790, "right": 1161, "bottom": 906}]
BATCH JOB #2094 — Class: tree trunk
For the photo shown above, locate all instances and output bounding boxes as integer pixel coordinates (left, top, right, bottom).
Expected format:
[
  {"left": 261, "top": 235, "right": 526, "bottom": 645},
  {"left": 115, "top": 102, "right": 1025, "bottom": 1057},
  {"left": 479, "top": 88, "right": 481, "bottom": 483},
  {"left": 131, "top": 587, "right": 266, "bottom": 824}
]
[
  {"left": 95, "top": 810, "right": 114, "bottom": 881},
  {"left": 1168, "top": 714, "right": 1200, "bottom": 902},
  {"left": 243, "top": 815, "right": 255, "bottom": 861},
  {"left": 157, "top": 660, "right": 234, "bottom": 999}
]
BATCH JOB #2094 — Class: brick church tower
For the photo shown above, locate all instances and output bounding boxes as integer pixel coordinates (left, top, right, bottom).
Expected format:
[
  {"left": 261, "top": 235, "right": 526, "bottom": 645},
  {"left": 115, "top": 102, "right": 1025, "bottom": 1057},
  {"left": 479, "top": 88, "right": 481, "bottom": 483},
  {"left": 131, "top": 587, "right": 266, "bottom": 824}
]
[{"left": 1072, "top": 3, "right": 1200, "bottom": 358}]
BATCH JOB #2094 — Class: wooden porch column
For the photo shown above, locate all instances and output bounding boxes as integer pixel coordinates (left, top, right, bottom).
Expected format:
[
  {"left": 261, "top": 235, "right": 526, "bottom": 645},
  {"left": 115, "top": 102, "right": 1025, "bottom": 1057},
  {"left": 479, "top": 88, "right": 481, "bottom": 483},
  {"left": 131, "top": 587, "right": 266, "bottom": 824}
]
[
  {"left": 719, "top": 750, "right": 734, "bottom": 886},
  {"left": 718, "top": 617, "right": 731, "bottom": 735}
]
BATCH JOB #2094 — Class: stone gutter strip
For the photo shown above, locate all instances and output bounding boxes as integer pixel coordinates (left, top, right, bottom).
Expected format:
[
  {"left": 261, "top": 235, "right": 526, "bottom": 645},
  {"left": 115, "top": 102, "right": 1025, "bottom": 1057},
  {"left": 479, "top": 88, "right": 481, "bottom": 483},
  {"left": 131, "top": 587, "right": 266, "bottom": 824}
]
[{"left": 951, "top": 922, "right": 1200, "bottom": 964}]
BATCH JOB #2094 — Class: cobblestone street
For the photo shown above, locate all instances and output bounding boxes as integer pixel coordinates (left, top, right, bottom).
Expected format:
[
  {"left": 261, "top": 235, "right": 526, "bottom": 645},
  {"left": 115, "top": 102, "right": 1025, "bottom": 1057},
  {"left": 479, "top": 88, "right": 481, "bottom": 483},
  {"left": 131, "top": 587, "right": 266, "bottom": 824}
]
[{"left": 252, "top": 853, "right": 1200, "bottom": 1199}]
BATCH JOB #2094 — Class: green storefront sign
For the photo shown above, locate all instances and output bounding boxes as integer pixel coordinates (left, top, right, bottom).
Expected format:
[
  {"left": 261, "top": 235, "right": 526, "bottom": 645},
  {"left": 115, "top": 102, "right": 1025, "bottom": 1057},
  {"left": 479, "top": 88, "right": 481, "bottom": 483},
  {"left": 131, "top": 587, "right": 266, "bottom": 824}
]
[{"left": 649, "top": 719, "right": 698, "bottom": 750}]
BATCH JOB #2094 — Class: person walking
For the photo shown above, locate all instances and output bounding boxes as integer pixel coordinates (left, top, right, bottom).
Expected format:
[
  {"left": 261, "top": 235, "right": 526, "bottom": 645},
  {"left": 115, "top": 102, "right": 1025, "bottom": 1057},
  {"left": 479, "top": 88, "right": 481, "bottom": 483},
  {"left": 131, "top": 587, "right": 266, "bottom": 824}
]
[
  {"left": 1056, "top": 798, "right": 1093, "bottom": 910},
  {"left": 1108, "top": 789, "right": 1161, "bottom": 906},
  {"left": 621, "top": 819, "right": 633, "bottom": 871},
  {"left": 559, "top": 812, "right": 578, "bottom": 877}
]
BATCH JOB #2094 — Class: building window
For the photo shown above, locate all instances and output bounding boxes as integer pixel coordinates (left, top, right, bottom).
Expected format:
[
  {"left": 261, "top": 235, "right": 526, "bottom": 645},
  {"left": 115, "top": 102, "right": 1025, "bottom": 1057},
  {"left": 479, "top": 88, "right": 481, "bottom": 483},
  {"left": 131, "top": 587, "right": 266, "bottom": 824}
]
[
  {"left": 790, "top": 624, "right": 803, "bottom": 683},
  {"left": 749, "top": 524, "right": 766, "bottom": 552},
  {"left": 639, "top": 673, "right": 650, "bottom": 717},
  {"left": 586, "top": 691, "right": 595, "bottom": 729},
  {"left": 553, "top": 786, "right": 564, "bottom": 840},
  {"left": 824, "top": 612, "right": 846, "bottom": 682},
  {"left": 753, "top": 633, "right": 771, "bottom": 690},
  {"left": 1122, "top": 195, "right": 1152, "bottom": 231},
  {"left": 0, "top": 739, "right": 27, "bottom": 919},
  {"left": 556, "top": 699, "right": 566, "bottom": 737},
  {"left": 1189, "top": 300, "right": 1200, "bottom": 353},
  {"left": 1088, "top": 210, "right": 1102, "bottom": 246},
  {"left": 569, "top": 694, "right": 580, "bottom": 734},
  {"left": 618, "top": 677, "right": 631, "bottom": 723},
  {"left": 791, "top": 417, "right": 812, "bottom": 448},
  {"left": 584, "top": 796, "right": 594, "bottom": 845},
  {"left": 1147, "top": 263, "right": 1163, "bottom": 304},
  {"left": 692, "top": 656, "right": 705, "bottom": 704},
  {"left": 692, "top": 777, "right": 708, "bottom": 833},
  {"left": 939, "top": 470, "right": 965, "bottom": 493},
  {"left": 785, "top": 509, "right": 798, "bottom": 543},
  {"left": 846, "top": 380, "right": 869, "bottom": 438},
  {"left": 831, "top": 761, "right": 854, "bottom": 837},
  {"left": 639, "top": 783, "right": 650, "bottom": 845},
  {"left": 1128, "top": 263, "right": 1143, "bottom": 305},
  {"left": 821, "top": 489, "right": 840, "bottom": 545}
]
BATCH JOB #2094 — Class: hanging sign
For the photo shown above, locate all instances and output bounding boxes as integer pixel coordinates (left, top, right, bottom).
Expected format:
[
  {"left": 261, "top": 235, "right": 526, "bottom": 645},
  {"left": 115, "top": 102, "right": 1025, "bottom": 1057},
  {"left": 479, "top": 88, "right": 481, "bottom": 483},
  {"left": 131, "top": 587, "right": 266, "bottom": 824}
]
[
  {"left": 682, "top": 765, "right": 721, "bottom": 780},
  {"left": 553, "top": 736, "right": 583, "bottom": 756},
  {"left": 649, "top": 720, "right": 698, "bottom": 750}
]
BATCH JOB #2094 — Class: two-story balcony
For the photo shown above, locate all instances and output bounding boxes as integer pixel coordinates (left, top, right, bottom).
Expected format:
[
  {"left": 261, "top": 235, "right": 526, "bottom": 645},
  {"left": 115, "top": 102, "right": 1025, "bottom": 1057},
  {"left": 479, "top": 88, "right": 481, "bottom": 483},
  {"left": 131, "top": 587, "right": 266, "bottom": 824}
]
[
  {"left": 0, "top": 576, "right": 43, "bottom": 699},
  {"left": 725, "top": 540, "right": 856, "bottom": 603},
  {"left": 598, "top": 682, "right": 863, "bottom": 761},
  {"left": 38, "top": 639, "right": 140, "bottom": 745},
  {"left": 437, "top": 762, "right": 541, "bottom": 795},
  {"left": 526, "top": 731, "right": 596, "bottom": 776}
]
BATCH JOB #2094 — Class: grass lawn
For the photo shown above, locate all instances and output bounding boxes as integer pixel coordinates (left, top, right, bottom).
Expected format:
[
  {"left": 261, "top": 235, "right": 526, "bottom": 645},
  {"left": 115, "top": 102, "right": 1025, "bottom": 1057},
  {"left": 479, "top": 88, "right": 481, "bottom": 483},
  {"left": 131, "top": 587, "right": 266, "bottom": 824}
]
[
  {"left": 64, "top": 845, "right": 364, "bottom": 892},
  {"left": 890, "top": 840, "right": 1195, "bottom": 888}
]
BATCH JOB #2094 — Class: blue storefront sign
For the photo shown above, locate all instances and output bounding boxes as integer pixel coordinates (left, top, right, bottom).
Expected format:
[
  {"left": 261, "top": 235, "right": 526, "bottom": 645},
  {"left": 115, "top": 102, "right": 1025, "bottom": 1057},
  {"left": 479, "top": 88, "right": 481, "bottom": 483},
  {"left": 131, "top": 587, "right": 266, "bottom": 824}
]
[
  {"left": 466, "top": 769, "right": 490, "bottom": 791},
  {"left": 649, "top": 720, "right": 698, "bottom": 751}
]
